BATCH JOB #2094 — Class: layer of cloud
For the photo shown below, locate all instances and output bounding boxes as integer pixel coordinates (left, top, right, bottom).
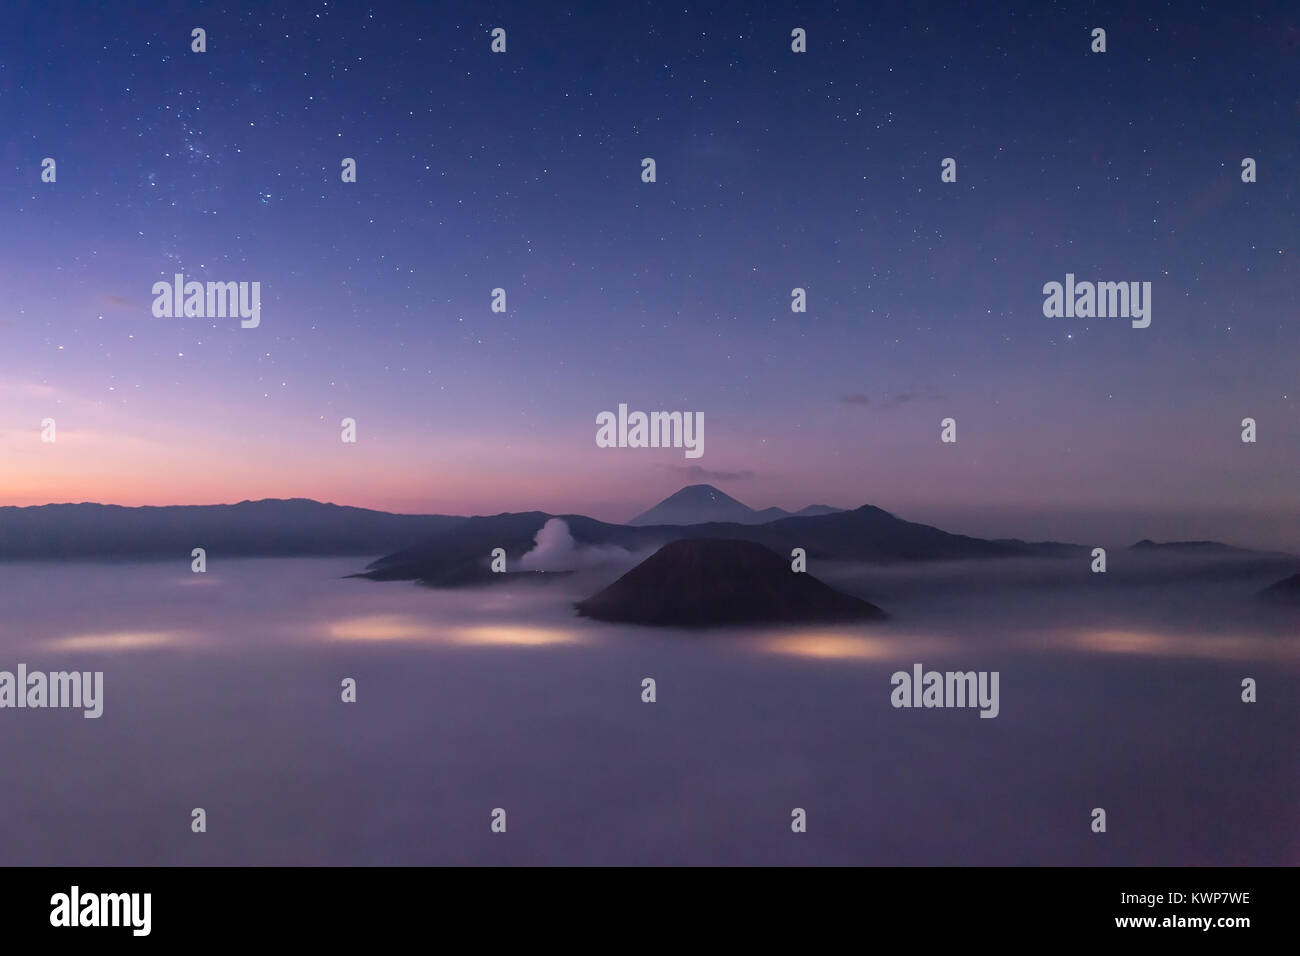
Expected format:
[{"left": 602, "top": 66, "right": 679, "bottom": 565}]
[
  {"left": 102, "top": 294, "right": 149, "bottom": 312},
  {"left": 840, "top": 389, "right": 948, "bottom": 409},
  {"left": 660, "top": 464, "right": 755, "bottom": 482}
]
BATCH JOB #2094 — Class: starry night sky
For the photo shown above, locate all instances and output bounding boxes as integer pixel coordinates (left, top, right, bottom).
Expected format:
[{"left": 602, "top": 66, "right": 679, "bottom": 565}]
[{"left": 2, "top": 1, "right": 1297, "bottom": 547}]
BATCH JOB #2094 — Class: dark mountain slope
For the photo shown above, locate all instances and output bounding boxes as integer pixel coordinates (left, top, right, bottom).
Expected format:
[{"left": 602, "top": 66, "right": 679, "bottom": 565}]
[
  {"left": 0, "top": 499, "right": 463, "bottom": 560},
  {"left": 628, "top": 483, "right": 844, "bottom": 526},
  {"left": 574, "top": 538, "right": 887, "bottom": 627},
  {"left": 361, "top": 504, "right": 1065, "bottom": 586},
  {"left": 1259, "top": 573, "right": 1300, "bottom": 605}
]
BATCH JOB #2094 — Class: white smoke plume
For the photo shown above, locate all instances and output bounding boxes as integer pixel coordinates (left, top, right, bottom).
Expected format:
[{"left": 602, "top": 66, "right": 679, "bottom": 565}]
[{"left": 518, "top": 518, "right": 646, "bottom": 571}]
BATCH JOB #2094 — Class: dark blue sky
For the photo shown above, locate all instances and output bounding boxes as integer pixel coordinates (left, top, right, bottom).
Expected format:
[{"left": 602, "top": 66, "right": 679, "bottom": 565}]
[{"left": 2, "top": 1, "right": 1297, "bottom": 547}]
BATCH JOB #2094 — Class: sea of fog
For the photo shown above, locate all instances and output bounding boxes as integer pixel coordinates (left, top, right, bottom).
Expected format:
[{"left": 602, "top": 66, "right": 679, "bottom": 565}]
[{"left": 0, "top": 555, "right": 1295, "bottom": 865}]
